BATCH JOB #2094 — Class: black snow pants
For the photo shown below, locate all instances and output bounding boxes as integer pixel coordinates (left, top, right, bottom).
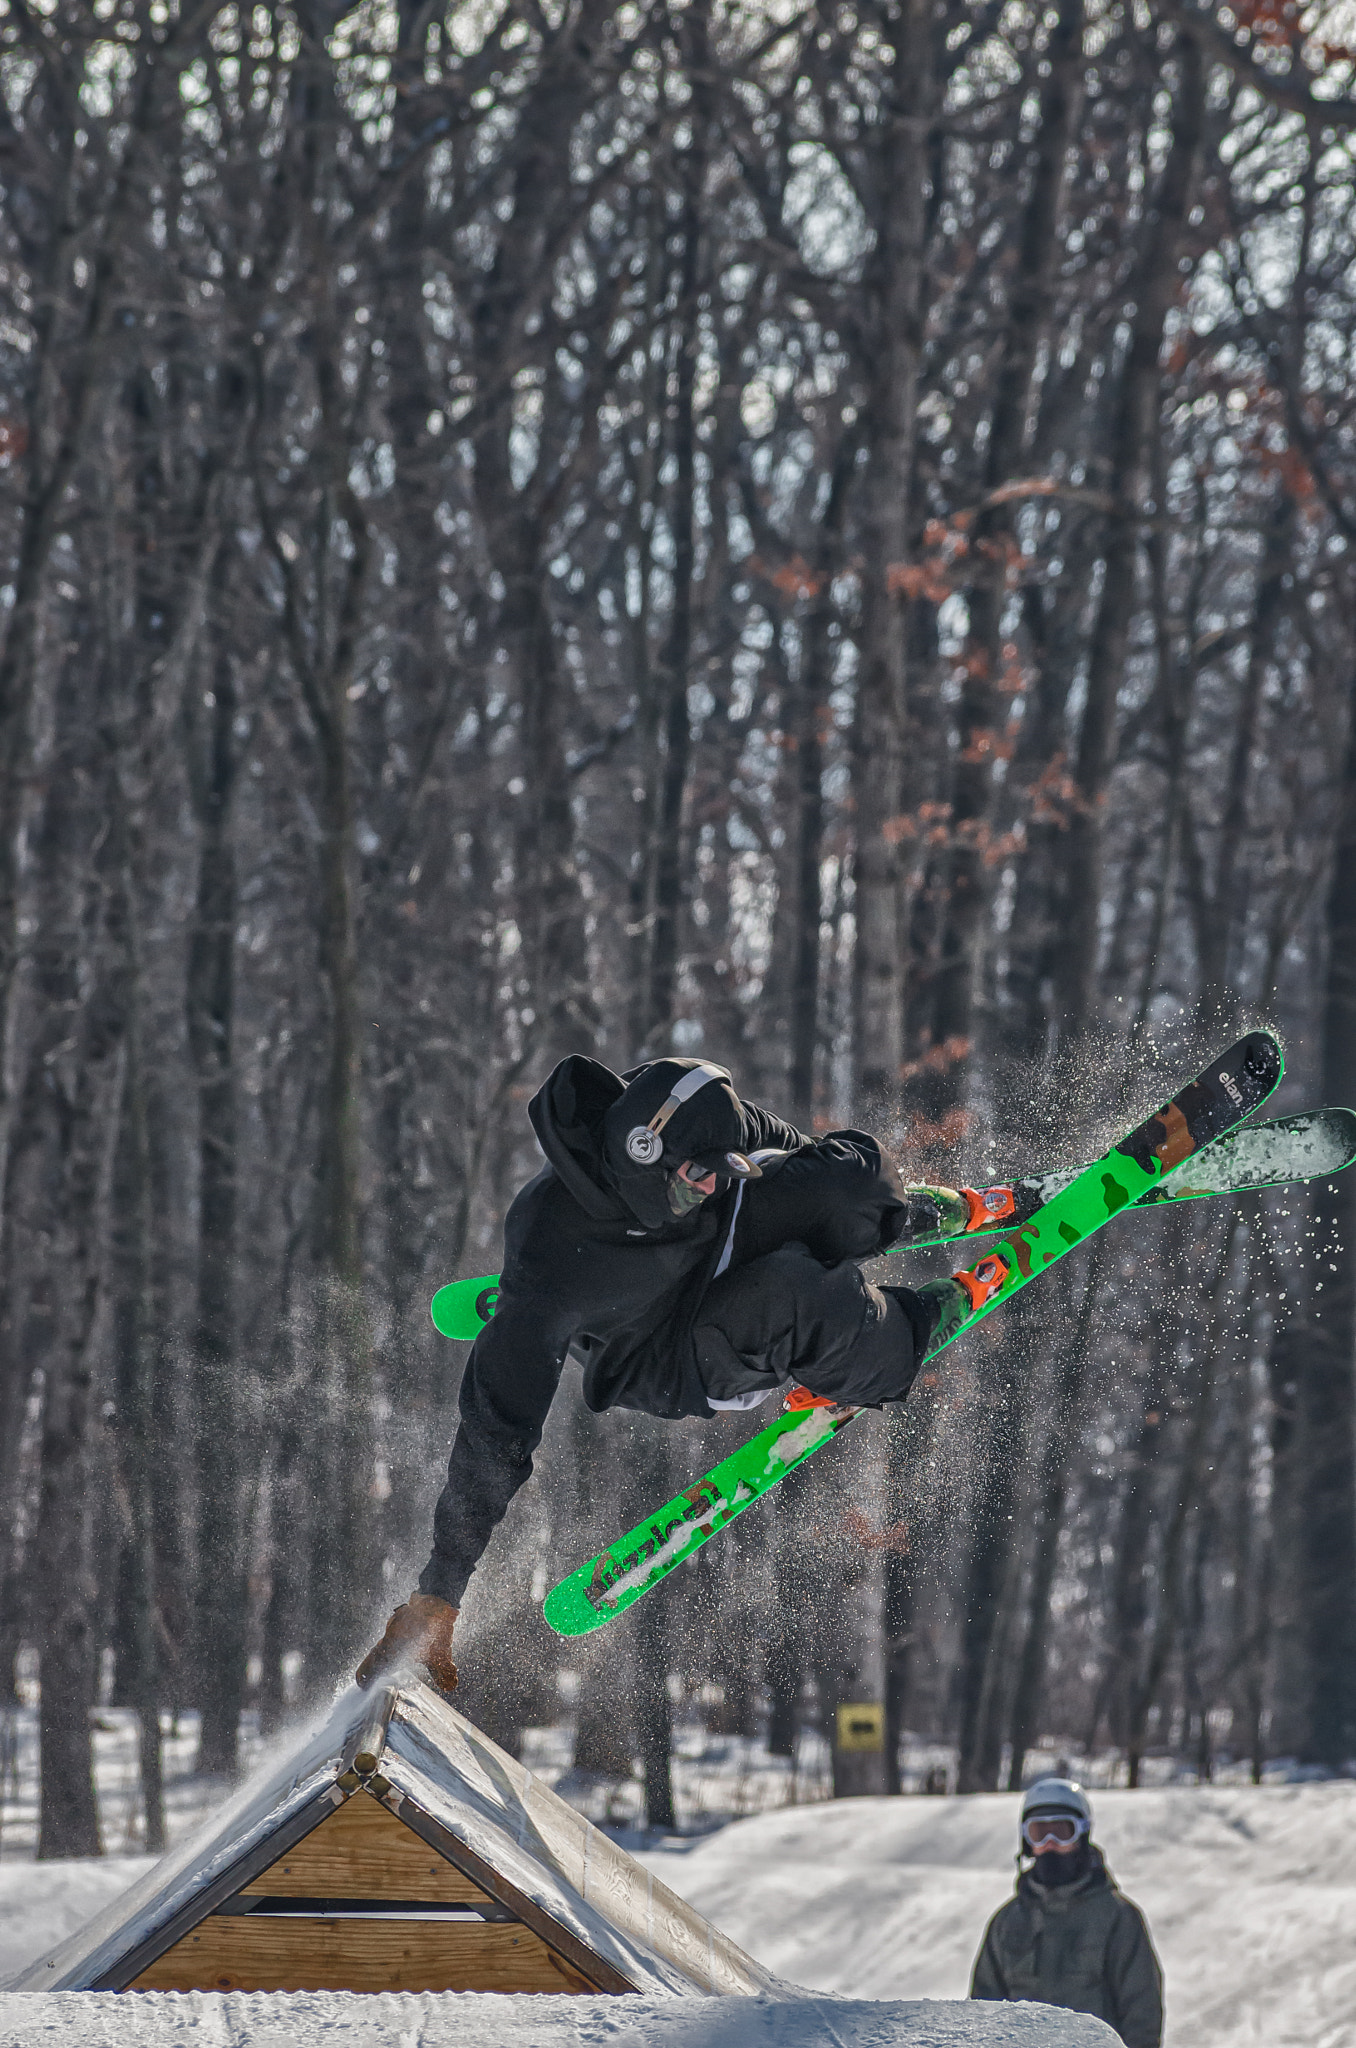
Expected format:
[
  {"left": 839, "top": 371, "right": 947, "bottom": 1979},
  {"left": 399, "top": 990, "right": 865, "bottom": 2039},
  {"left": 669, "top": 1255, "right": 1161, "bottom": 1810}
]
[{"left": 690, "top": 1245, "right": 932, "bottom": 1411}]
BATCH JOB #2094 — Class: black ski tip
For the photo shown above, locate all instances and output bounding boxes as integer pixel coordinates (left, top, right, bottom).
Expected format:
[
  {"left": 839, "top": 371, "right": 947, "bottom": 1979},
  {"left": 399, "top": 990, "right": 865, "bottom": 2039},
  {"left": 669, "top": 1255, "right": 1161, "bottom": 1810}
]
[
  {"left": 1238, "top": 1030, "right": 1284, "bottom": 1092},
  {"left": 1119, "top": 1032, "right": 1284, "bottom": 1177}
]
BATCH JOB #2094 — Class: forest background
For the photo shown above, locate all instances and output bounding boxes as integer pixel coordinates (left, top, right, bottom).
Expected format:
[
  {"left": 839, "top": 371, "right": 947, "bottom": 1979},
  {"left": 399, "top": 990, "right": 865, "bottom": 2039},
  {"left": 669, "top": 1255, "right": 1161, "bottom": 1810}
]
[{"left": 3, "top": 0, "right": 1356, "bottom": 1856}]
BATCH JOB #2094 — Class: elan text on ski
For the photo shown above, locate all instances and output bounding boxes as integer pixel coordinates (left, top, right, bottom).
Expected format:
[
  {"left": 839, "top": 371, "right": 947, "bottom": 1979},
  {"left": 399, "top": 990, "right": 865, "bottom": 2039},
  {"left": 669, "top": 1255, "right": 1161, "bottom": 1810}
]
[{"left": 356, "top": 1055, "right": 1017, "bottom": 1693}]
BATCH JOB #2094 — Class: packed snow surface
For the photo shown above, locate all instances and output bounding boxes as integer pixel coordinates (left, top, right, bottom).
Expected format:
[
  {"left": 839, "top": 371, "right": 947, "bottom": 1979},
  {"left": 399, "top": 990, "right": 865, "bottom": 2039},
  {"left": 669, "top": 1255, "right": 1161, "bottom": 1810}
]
[
  {"left": 637, "top": 1780, "right": 1356, "bottom": 2047},
  {"left": 6, "top": 1781, "right": 1356, "bottom": 2042},
  {"left": 0, "top": 1990, "right": 1114, "bottom": 2045}
]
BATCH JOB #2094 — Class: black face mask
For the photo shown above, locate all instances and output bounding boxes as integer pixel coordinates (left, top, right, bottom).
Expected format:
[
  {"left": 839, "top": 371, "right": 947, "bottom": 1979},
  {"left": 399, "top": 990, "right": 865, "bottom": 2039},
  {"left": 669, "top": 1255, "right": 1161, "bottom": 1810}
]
[
  {"left": 1031, "top": 1843, "right": 1090, "bottom": 1887},
  {"left": 666, "top": 1169, "right": 717, "bottom": 1217}
]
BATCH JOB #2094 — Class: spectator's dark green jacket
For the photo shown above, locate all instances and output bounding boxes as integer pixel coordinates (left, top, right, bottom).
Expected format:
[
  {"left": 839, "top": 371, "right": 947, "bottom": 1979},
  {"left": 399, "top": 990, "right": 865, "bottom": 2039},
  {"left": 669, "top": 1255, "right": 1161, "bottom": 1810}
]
[{"left": 969, "top": 1844, "right": 1163, "bottom": 2048}]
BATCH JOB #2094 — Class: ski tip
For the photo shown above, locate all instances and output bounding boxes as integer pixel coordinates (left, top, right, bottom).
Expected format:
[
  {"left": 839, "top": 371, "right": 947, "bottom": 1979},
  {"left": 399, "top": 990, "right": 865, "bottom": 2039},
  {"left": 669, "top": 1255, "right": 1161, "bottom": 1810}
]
[
  {"left": 1119, "top": 1032, "right": 1284, "bottom": 1181},
  {"left": 429, "top": 1285, "right": 465, "bottom": 1340},
  {"left": 542, "top": 1575, "right": 610, "bottom": 1638},
  {"left": 1237, "top": 1030, "right": 1284, "bottom": 1092},
  {"left": 430, "top": 1279, "right": 499, "bottom": 1342},
  {"left": 1293, "top": 1106, "right": 1356, "bottom": 1175}
]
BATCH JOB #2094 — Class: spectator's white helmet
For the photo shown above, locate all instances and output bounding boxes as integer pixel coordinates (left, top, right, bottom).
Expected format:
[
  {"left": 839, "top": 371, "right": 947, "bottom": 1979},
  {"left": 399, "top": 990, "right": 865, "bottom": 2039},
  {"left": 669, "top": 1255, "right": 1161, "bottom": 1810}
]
[
  {"left": 1022, "top": 1776, "right": 1092, "bottom": 1824},
  {"left": 1020, "top": 1778, "right": 1092, "bottom": 1855}
]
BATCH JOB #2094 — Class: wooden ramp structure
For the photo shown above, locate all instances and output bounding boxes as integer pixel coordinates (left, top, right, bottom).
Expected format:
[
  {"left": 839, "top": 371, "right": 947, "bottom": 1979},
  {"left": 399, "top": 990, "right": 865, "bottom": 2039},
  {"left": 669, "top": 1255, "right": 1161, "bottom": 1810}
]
[{"left": 12, "top": 1678, "right": 777, "bottom": 1997}]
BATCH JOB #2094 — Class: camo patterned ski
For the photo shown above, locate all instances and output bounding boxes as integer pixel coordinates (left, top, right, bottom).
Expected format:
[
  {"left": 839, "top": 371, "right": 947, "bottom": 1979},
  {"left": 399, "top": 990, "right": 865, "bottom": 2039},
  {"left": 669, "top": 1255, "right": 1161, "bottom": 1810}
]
[
  {"left": 996, "top": 1106, "right": 1356, "bottom": 1222},
  {"left": 428, "top": 1095, "right": 1336, "bottom": 1345},
  {"left": 541, "top": 1033, "right": 1283, "bottom": 1637}
]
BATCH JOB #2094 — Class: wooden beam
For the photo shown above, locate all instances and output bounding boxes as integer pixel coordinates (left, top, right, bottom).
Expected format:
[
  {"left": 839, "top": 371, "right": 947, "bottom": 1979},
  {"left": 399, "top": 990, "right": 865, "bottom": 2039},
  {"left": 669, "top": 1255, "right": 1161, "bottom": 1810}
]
[
  {"left": 127, "top": 1916, "right": 600, "bottom": 1994},
  {"left": 344, "top": 1682, "right": 399, "bottom": 1778}
]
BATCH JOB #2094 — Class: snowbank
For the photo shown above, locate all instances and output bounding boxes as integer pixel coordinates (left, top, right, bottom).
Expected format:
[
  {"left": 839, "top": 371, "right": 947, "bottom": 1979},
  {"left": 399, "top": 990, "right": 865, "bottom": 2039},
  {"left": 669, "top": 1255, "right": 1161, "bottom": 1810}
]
[
  {"left": 0, "top": 1858, "right": 154, "bottom": 1983},
  {"left": 637, "top": 1780, "right": 1356, "bottom": 2047},
  {"left": 0, "top": 1989, "right": 1116, "bottom": 2044},
  {"left": 11, "top": 1779, "right": 1356, "bottom": 2042}
]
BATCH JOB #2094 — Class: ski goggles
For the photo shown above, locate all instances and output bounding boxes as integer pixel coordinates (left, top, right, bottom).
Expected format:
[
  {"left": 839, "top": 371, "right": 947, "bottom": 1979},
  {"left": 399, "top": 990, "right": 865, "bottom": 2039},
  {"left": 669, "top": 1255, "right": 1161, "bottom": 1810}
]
[
  {"left": 667, "top": 1152, "right": 762, "bottom": 1217},
  {"left": 1022, "top": 1814, "right": 1088, "bottom": 1852},
  {"left": 684, "top": 1147, "right": 761, "bottom": 1181}
]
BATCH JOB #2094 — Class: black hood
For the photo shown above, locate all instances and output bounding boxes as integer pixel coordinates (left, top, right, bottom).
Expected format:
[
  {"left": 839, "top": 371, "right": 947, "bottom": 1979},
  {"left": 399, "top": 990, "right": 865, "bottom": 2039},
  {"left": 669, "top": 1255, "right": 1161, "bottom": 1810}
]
[
  {"left": 527, "top": 1055, "right": 760, "bottom": 1232},
  {"left": 526, "top": 1057, "right": 627, "bottom": 1221}
]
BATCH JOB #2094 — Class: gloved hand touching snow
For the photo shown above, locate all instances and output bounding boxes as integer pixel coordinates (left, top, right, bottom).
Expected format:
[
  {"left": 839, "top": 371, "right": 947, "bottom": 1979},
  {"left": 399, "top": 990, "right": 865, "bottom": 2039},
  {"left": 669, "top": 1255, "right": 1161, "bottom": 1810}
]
[{"left": 355, "top": 1592, "right": 459, "bottom": 1695}]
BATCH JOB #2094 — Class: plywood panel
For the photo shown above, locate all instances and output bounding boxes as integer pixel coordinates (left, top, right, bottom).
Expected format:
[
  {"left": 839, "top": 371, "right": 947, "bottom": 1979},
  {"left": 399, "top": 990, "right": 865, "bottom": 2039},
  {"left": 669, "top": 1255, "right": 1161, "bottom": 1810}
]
[
  {"left": 240, "top": 1792, "right": 490, "bottom": 1903},
  {"left": 128, "top": 1916, "right": 601, "bottom": 1994}
]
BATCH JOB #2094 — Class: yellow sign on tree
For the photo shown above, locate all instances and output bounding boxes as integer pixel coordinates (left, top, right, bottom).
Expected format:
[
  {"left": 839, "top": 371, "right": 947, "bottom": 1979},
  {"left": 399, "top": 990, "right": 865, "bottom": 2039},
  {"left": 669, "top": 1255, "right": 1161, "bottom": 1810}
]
[{"left": 836, "top": 1703, "right": 884, "bottom": 1753}]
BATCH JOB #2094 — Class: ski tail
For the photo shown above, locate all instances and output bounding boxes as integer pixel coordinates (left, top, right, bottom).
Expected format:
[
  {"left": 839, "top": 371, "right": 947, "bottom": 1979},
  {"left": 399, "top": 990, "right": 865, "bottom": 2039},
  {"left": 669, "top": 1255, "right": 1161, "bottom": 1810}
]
[
  {"left": 936, "top": 1031, "right": 1283, "bottom": 1349},
  {"left": 1144, "top": 1106, "right": 1356, "bottom": 1205}
]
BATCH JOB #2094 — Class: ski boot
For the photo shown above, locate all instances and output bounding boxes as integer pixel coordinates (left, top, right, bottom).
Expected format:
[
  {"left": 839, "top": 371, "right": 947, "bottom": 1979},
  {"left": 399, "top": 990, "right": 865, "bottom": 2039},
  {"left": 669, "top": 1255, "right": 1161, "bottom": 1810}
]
[
  {"left": 913, "top": 1246, "right": 1012, "bottom": 1350},
  {"left": 907, "top": 1183, "right": 1024, "bottom": 1240},
  {"left": 913, "top": 1275, "right": 972, "bottom": 1351}
]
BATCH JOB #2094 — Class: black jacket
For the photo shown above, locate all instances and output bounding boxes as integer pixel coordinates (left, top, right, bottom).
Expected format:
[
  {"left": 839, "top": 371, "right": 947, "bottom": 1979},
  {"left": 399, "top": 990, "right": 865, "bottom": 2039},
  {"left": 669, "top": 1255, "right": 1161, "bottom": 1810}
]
[
  {"left": 970, "top": 1846, "right": 1164, "bottom": 2048},
  {"left": 417, "top": 1056, "right": 913, "bottom": 1607}
]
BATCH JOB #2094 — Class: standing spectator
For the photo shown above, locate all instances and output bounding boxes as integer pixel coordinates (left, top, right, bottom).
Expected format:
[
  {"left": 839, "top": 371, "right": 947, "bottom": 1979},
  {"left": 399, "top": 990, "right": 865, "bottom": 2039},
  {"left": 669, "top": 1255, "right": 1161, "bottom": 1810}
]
[{"left": 970, "top": 1778, "right": 1163, "bottom": 2048}]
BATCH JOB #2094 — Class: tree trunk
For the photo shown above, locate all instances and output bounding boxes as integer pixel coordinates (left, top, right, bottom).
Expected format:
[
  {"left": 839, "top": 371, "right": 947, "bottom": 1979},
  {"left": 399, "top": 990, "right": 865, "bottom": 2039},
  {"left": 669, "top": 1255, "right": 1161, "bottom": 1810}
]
[
  {"left": 634, "top": 1591, "right": 677, "bottom": 1831},
  {"left": 955, "top": 1316, "right": 1033, "bottom": 1792},
  {"left": 882, "top": 1401, "right": 923, "bottom": 1796},
  {"left": 188, "top": 646, "right": 246, "bottom": 1774},
  {"left": 766, "top": 1491, "right": 802, "bottom": 1758},
  {"left": 1005, "top": 1250, "right": 1105, "bottom": 1788},
  {"left": 111, "top": 1017, "right": 166, "bottom": 1848},
  {"left": 643, "top": 16, "right": 706, "bottom": 1053},
  {"left": 1085, "top": 1227, "right": 1185, "bottom": 1756},
  {"left": 1297, "top": 662, "right": 1356, "bottom": 1764},
  {"left": 1125, "top": 1220, "right": 1238, "bottom": 1784},
  {"left": 271, "top": 18, "right": 381, "bottom": 1691},
  {"left": 29, "top": 686, "right": 127, "bottom": 1857},
  {"left": 1055, "top": 40, "right": 1204, "bottom": 1036},
  {"left": 788, "top": 440, "right": 855, "bottom": 1125},
  {"left": 851, "top": 0, "right": 932, "bottom": 1104},
  {"left": 918, "top": 0, "right": 1083, "bottom": 1119}
]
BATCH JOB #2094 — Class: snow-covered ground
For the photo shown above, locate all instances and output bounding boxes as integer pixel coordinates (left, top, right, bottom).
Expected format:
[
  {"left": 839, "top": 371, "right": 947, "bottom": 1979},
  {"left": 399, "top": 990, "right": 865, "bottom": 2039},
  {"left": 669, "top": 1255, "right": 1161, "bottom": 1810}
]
[
  {"left": 6, "top": 1780, "right": 1356, "bottom": 2041},
  {"left": 0, "top": 1990, "right": 1116, "bottom": 2045},
  {"left": 637, "top": 1780, "right": 1356, "bottom": 2048},
  {"left": 0, "top": 1855, "right": 156, "bottom": 1982}
]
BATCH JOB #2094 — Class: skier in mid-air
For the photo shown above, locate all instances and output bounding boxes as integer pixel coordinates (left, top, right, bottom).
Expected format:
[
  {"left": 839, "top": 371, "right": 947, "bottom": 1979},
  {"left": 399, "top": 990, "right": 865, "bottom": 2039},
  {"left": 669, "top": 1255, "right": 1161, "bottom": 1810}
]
[{"left": 357, "top": 1053, "right": 1012, "bottom": 1692}]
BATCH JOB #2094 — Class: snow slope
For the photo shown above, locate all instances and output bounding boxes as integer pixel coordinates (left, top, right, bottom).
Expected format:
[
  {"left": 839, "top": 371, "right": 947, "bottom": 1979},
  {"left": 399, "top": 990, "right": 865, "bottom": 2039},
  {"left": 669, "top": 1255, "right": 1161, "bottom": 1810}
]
[
  {"left": 0, "top": 1857, "right": 154, "bottom": 1982},
  {"left": 637, "top": 1780, "right": 1356, "bottom": 2048},
  {"left": 0, "top": 1990, "right": 1114, "bottom": 2045},
  {"left": 8, "top": 1781, "right": 1356, "bottom": 2042}
]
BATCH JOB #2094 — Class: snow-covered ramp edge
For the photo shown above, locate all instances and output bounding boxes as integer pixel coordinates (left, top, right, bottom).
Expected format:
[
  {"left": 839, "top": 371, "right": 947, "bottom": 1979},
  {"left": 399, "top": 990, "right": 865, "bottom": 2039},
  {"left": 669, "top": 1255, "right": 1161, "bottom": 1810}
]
[{"left": 0, "top": 1989, "right": 1118, "bottom": 2044}]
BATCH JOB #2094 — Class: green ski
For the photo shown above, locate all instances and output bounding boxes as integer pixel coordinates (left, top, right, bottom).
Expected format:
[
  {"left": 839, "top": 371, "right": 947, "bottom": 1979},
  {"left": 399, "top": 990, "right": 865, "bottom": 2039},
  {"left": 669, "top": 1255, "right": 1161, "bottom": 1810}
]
[
  {"left": 541, "top": 1033, "right": 1283, "bottom": 1637},
  {"left": 428, "top": 1095, "right": 1339, "bottom": 1345}
]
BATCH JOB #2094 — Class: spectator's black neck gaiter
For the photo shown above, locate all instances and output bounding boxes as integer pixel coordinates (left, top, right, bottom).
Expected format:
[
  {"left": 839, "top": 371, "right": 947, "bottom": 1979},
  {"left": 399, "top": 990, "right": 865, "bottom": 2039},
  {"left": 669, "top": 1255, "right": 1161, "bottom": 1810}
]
[{"left": 1032, "top": 1843, "right": 1090, "bottom": 1888}]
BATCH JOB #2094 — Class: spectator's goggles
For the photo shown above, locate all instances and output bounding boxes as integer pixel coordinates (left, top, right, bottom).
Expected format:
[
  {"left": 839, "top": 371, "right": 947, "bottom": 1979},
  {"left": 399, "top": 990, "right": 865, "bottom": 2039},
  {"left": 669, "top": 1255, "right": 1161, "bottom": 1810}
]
[{"left": 1022, "top": 1814, "right": 1089, "bottom": 1853}]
